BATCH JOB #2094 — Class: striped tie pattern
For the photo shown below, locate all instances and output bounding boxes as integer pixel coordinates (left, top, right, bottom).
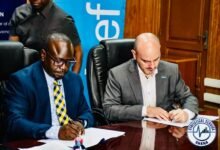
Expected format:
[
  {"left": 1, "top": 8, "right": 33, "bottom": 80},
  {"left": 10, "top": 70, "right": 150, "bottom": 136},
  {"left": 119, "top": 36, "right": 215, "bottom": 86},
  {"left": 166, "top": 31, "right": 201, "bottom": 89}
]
[{"left": 53, "top": 80, "right": 71, "bottom": 126}]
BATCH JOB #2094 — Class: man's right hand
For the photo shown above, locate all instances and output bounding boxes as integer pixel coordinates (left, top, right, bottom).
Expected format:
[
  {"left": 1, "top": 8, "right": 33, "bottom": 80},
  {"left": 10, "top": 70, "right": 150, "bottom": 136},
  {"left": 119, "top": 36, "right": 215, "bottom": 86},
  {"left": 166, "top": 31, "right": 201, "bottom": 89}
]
[
  {"left": 58, "top": 121, "right": 84, "bottom": 140},
  {"left": 147, "top": 106, "right": 170, "bottom": 121}
]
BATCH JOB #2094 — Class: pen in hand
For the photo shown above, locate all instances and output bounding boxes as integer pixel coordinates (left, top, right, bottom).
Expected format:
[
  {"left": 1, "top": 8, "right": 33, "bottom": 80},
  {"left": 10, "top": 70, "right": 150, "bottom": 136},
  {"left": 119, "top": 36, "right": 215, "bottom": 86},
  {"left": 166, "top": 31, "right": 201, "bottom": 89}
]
[
  {"left": 169, "top": 109, "right": 188, "bottom": 123},
  {"left": 58, "top": 120, "right": 85, "bottom": 140},
  {"left": 69, "top": 120, "right": 85, "bottom": 136}
]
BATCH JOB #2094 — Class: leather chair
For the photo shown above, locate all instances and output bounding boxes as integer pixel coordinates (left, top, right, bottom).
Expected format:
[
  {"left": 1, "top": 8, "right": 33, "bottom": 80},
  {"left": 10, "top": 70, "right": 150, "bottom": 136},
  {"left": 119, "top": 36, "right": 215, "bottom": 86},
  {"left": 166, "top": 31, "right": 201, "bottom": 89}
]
[
  {"left": 87, "top": 38, "right": 135, "bottom": 126},
  {"left": 0, "top": 41, "right": 39, "bottom": 142}
]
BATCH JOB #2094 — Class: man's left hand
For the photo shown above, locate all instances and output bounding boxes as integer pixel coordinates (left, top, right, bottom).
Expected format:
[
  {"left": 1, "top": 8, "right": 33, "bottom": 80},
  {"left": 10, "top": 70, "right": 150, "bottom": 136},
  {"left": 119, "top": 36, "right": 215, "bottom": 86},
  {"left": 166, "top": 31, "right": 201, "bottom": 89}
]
[{"left": 169, "top": 109, "right": 188, "bottom": 123}]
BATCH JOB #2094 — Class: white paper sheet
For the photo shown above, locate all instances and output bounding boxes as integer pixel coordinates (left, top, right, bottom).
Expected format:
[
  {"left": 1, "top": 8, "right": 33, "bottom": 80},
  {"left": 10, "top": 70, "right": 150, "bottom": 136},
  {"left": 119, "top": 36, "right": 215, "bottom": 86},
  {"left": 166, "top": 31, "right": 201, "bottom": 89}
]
[
  {"left": 197, "top": 114, "right": 219, "bottom": 121},
  {"left": 143, "top": 114, "right": 219, "bottom": 127},
  {"left": 143, "top": 117, "right": 190, "bottom": 127},
  {"left": 38, "top": 127, "right": 125, "bottom": 149},
  {"left": 82, "top": 127, "right": 125, "bottom": 147}
]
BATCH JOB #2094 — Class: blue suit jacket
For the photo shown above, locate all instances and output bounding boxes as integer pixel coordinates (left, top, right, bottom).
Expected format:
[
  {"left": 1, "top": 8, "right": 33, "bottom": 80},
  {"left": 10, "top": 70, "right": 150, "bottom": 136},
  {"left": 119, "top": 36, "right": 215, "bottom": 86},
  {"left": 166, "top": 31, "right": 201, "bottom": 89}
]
[{"left": 5, "top": 61, "right": 94, "bottom": 140}]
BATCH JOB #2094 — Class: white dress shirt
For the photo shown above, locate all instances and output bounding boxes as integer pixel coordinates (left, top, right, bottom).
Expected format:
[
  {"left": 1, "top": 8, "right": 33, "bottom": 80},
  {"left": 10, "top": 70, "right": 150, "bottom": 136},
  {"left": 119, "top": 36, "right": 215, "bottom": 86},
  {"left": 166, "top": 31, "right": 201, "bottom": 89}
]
[
  {"left": 137, "top": 65, "right": 195, "bottom": 120},
  {"left": 138, "top": 65, "right": 158, "bottom": 117}
]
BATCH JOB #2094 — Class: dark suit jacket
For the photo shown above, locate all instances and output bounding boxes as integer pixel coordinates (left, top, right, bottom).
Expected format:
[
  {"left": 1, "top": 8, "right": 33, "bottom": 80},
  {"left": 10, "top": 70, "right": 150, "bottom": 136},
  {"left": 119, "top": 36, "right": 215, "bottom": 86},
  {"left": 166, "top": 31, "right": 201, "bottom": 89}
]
[
  {"left": 103, "top": 59, "right": 198, "bottom": 122},
  {"left": 5, "top": 61, "right": 93, "bottom": 140}
]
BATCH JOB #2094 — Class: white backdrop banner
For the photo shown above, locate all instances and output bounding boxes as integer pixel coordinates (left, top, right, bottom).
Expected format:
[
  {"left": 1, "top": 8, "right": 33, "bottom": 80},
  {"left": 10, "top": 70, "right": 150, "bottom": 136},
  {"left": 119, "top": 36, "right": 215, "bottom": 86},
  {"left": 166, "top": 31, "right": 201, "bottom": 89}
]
[{"left": 54, "top": 0, "right": 127, "bottom": 104}]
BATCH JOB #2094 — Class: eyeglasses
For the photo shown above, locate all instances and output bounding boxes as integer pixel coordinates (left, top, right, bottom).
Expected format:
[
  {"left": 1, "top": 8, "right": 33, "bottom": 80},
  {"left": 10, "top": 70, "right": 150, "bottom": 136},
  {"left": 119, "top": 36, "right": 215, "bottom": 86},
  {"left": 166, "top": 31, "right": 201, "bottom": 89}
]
[{"left": 46, "top": 51, "right": 76, "bottom": 67}]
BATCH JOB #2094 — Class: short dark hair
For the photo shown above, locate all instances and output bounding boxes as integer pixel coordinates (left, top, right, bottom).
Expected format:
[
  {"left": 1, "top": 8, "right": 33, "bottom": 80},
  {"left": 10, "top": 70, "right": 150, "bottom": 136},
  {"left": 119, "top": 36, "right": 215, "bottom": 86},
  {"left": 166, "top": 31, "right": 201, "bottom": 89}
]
[{"left": 44, "top": 33, "right": 72, "bottom": 51}]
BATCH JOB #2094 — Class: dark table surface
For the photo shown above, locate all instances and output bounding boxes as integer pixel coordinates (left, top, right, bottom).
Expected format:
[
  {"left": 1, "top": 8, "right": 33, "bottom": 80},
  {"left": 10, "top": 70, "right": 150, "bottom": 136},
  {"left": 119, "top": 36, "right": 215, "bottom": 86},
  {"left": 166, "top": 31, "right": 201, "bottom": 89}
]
[{"left": 1, "top": 108, "right": 219, "bottom": 150}]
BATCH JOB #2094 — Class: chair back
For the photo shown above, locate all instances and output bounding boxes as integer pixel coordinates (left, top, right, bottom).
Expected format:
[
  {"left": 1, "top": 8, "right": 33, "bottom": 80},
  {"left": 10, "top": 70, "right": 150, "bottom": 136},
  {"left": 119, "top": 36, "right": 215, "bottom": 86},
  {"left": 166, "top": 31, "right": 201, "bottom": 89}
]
[
  {"left": 0, "top": 41, "right": 24, "bottom": 80},
  {"left": 87, "top": 38, "right": 135, "bottom": 126},
  {"left": 0, "top": 41, "right": 39, "bottom": 141}
]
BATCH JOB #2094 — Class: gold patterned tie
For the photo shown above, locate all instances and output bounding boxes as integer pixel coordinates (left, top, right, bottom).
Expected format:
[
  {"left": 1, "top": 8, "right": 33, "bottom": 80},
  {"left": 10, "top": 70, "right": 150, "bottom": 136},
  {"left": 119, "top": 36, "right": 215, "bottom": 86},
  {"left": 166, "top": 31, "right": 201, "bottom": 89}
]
[{"left": 53, "top": 80, "right": 71, "bottom": 126}]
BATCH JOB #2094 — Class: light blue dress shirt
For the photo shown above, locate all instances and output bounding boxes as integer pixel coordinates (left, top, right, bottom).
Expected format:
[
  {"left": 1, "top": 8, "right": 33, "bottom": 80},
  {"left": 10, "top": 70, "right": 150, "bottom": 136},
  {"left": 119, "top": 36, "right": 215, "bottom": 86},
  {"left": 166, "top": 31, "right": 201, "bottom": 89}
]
[{"left": 43, "top": 69, "right": 66, "bottom": 139}]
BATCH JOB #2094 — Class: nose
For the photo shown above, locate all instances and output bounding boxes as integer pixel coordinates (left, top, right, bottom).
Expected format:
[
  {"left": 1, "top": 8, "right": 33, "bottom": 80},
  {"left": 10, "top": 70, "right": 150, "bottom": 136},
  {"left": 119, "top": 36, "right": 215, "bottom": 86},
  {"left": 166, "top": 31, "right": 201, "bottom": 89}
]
[{"left": 148, "top": 61, "right": 155, "bottom": 68}]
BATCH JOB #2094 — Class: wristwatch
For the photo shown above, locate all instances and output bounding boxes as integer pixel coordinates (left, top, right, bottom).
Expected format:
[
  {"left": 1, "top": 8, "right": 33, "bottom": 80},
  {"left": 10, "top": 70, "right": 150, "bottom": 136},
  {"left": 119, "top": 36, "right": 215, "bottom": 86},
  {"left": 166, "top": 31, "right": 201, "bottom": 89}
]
[{"left": 77, "top": 119, "right": 87, "bottom": 127}]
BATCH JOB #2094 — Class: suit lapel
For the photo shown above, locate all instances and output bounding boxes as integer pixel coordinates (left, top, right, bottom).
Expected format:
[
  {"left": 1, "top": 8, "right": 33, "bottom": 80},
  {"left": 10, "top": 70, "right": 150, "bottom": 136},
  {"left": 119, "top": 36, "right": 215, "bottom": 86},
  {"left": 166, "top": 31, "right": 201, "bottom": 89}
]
[
  {"left": 156, "top": 62, "right": 168, "bottom": 105},
  {"left": 128, "top": 60, "right": 143, "bottom": 104},
  {"left": 33, "top": 62, "right": 51, "bottom": 123}
]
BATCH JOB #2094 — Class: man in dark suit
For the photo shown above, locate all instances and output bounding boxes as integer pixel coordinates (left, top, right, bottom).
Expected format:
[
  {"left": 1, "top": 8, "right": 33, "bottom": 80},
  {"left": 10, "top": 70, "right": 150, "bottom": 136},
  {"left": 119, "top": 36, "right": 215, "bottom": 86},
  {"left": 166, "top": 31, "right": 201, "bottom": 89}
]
[
  {"left": 9, "top": 0, "right": 82, "bottom": 73},
  {"left": 103, "top": 33, "right": 198, "bottom": 123},
  {"left": 5, "top": 33, "right": 93, "bottom": 141}
]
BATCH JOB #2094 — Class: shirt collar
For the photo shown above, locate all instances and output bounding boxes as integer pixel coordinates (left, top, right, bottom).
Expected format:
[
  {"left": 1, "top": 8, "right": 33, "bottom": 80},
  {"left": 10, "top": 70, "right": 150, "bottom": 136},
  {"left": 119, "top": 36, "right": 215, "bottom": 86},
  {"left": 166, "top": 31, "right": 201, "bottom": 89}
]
[
  {"left": 41, "top": 1, "right": 53, "bottom": 18},
  {"left": 43, "top": 69, "right": 62, "bottom": 87}
]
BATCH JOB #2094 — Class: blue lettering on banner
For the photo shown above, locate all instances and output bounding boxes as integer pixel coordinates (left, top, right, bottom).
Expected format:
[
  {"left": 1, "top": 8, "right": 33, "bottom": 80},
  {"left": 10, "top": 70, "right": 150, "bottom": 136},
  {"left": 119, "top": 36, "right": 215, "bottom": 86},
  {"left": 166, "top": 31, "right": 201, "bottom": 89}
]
[
  {"left": 0, "top": 12, "right": 4, "bottom": 17},
  {"left": 54, "top": 0, "right": 126, "bottom": 105},
  {"left": 86, "top": 2, "right": 120, "bottom": 41}
]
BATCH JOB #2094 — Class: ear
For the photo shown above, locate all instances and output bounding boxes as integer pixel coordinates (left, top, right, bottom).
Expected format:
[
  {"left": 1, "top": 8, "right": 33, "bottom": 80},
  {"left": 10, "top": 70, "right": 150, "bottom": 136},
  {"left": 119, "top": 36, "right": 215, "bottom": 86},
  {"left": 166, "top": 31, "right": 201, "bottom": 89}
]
[
  {"left": 131, "top": 49, "right": 136, "bottom": 60},
  {"left": 41, "top": 49, "right": 46, "bottom": 61}
]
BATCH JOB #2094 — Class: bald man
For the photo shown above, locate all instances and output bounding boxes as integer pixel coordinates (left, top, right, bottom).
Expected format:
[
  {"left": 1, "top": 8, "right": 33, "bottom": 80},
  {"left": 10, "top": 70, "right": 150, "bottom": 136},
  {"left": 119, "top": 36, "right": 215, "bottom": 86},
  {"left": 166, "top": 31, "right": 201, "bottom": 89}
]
[{"left": 103, "top": 33, "right": 198, "bottom": 123}]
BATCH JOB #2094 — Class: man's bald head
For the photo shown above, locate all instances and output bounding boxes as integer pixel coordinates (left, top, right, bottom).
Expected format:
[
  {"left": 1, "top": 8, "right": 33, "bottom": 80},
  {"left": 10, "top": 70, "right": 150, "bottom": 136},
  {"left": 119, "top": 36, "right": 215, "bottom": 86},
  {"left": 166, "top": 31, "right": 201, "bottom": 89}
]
[
  {"left": 134, "top": 32, "right": 161, "bottom": 52},
  {"left": 132, "top": 33, "right": 161, "bottom": 76}
]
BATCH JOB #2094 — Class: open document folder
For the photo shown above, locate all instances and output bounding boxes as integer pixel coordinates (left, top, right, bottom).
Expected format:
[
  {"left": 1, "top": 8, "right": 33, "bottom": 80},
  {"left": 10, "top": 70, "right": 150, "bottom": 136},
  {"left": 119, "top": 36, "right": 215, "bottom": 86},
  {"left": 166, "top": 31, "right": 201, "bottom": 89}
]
[
  {"left": 143, "top": 114, "right": 219, "bottom": 128},
  {"left": 25, "top": 128, "right": 125, "bottom": 150}
]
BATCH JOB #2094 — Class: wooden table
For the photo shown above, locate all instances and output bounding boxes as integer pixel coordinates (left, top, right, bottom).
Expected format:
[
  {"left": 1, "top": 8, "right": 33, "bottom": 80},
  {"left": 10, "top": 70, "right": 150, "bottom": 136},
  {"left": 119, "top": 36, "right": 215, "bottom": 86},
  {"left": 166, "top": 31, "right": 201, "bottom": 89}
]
[{"left": 2, "top": 108, "right": 219, "bottom": 150}]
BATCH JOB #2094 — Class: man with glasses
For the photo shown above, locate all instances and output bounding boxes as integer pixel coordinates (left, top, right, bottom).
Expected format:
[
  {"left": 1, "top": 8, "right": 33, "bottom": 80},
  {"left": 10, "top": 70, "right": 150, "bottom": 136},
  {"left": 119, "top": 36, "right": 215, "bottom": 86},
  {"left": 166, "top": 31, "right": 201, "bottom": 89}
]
[
  {"left": 103, "top": 33, "right": 198, "bottom": 123},
  {"left": 5, "top": 33, "right": 93, "bottom": 141}
]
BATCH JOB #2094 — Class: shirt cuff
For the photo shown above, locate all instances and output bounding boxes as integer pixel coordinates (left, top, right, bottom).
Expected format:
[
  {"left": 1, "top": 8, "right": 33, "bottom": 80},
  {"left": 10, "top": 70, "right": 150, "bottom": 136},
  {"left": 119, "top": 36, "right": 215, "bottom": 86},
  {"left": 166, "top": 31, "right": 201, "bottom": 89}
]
[
  {"left": 183, "top": 109, "right": 195, "bottom": 121},
  {"left": 142, "top": 106, "right": 147, "bottom": 117},
  {"left": 83, "top": 120, "right": 87, "bottom": 127},
  {"left": 45, "top": 126, "right": 61, "bottom": 139}
]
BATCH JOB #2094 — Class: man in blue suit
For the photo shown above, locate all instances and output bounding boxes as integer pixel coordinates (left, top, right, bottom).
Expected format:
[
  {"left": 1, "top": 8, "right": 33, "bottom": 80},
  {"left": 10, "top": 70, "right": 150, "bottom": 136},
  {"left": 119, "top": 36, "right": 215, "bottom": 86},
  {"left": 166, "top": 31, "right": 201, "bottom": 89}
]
[{"left": 5, "top": 33, "right": 94, "bottom": 141}]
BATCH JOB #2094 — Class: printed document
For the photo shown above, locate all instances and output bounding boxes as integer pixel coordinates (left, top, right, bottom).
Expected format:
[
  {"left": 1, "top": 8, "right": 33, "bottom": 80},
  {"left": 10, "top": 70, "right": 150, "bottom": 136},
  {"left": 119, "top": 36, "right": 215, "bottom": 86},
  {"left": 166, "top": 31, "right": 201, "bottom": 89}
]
[
  {"left": 19, "top": 128, "right": 125, "bottom": 150},
  {"left": 143, "top": 114, "right": 219, "bottom": 127}
]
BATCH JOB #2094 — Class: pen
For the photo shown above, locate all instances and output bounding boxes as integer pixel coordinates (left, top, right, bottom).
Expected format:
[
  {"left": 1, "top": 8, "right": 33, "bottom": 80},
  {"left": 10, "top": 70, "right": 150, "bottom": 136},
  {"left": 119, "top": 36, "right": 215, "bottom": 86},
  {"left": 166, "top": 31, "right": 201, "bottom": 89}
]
[
  {"left": 171, "top": 119, "right": 176, "bottom": 123},
  {"left": 73, "top": 137, "right": 85, "bottom": 150}
]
